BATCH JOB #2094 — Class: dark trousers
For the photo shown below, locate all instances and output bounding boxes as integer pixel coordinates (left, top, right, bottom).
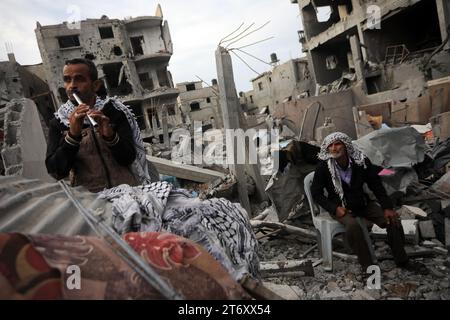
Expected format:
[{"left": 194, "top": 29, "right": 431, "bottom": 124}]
[{"left": 333, "top": 202, "right": 409, "bottom": 269}]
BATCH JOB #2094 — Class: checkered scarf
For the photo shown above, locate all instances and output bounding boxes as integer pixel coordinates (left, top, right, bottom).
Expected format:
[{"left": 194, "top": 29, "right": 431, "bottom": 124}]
[{"left": 318, "top": 132, "right": 366, "bottom": 206}]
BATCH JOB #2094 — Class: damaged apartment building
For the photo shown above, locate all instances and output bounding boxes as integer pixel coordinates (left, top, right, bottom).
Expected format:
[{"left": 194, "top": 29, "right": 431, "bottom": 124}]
[
  {"left": 176, "top": 80, "right": 224, "bottom": 130},
  {"left": 35, "top": 5, "right": 181, "bottom": 143},
  {"left": 276, "top": 0, "right": 450, "bottom": 142},
  {"left": 240, "top": 54, "right": 316, "bottom": 116}
]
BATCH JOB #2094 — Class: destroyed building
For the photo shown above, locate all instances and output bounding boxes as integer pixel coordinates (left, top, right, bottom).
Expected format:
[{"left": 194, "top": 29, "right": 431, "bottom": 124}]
[
  {"left": 240, "top": 56, "right": 316, "bottom": 115},
  {"left": 176, "top": 80, "right": 224, "bottom": 130},
  {"left": 35, "top": 5, "right": 181, "bottom": 143},
  {"left": 0, "top": 53, "right": 55, "bottom": 129},
  {"left": 277, "top": 0, "right": 450, "bottom": 142}
]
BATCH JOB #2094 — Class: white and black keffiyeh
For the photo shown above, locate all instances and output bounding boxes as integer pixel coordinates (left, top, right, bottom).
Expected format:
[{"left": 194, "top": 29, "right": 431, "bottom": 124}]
[
  {"left": 99, "top": 182, "right": 260, "bottom": 280},
  {"left": 318, "top": 132, "right": 367, "bottom": 205},
  {"left": 55, "top": 96, "right": 152, "bottom": 185}
]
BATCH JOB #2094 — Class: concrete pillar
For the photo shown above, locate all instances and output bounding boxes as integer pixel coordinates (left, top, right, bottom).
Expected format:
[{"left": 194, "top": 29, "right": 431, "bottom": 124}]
[
  {"left": 142, "top": 105, "right": 151, "bottom": 132},
  {"left": 215, "top": 46, "right": 251, "bottom": 215},
  {"left": 162, "top": 106, "right": 170, "bottom": 147},
  {"left": 357, "top": 25, "right": 368, "bottom": 62},
  {"left": 436, "top": 0, "right": 450, "bottom": 50},
  {"left": 349, "top": 34, "right": 367, "bottom": 93}
]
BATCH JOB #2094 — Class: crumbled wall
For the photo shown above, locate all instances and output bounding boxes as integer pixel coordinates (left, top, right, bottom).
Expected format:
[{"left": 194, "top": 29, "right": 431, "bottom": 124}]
[{"left": 1, "top": 98, "right": 53, "bottom": 181}]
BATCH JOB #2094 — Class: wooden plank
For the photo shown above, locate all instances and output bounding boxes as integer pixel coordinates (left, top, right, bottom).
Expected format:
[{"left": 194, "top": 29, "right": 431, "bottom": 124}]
[{"left": 146, "top": 156, "right": 226, "bottom": 183}]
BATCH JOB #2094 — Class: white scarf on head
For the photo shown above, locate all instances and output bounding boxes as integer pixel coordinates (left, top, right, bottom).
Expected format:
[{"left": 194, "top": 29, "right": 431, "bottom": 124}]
[
  {"left": 55, "top": 96, "right": 152, "bottom": 185},
  {"left": 317, "top": 132, "right": 366, "bottom": 206}
]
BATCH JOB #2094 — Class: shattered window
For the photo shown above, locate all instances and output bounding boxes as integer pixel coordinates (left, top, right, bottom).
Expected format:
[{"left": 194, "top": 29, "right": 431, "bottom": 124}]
[
  {"left": 58, "top": 35, "right": 80, "bottom": 49},
  {"left": 99, "top": 27, "right": 114, "bottom": 39}
]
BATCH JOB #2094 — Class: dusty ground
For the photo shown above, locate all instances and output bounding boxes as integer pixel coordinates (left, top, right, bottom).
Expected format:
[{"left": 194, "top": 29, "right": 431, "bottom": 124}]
[{"left": 256, "top": 211, "right": 450, "bottom": 300}]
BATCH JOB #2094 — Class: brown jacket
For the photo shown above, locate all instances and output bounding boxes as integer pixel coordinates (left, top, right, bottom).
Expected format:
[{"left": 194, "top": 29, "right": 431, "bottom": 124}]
[{"left": 69, "top": 128, "right": 137, "bottom": 192}]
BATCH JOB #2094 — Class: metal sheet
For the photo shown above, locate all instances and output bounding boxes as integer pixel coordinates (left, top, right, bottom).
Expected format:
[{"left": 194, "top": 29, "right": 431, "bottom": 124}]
[{"left": 0, "top": 175, "right": 111, "bottom": 235}]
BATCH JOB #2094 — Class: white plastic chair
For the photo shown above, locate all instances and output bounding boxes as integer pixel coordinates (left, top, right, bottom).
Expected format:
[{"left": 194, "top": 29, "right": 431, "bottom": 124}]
[{"left": 303, "top": 171, "right": 346, "bottom": 271}]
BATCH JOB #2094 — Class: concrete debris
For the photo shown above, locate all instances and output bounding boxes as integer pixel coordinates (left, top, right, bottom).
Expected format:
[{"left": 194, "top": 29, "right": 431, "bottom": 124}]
[
  {"left": 250, "top": 220, "right": 316, "bottom": 239},
  {"left": 432, "top": 171, "right": 450, "bottom": 195},
  {"left": 146, "top": 155, "right": 225, "bottom": 183},
  {"left": 399, "top": 205, "right": 428, "bottom": 219},
  {"left": 354, "top": 127, "right": 427, "bottom": 168},
  {"left": 1, "top": 99, "right": 53, "bottom": 182},
  {"left": 261, "top": 282, "right": 304, "bottom": 300},
  {"left": 419, "top": 220, "right": 437, "bottom": 239},
  {"left": 372, "top": 220, "right": 419, "bottom": 245}
]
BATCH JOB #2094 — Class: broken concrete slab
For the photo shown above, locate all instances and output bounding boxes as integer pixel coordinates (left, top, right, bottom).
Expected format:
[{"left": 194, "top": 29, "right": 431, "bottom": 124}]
[
  {"left": 146, "top": 155, "right": 226, "bottom": 183},
  {"left": 432, "top": 247, "right": 448, "bottom": 256},
  {"left": 372, "top": 220, "right": 419, "bottom": 244},
  {"left": 399, "top": 205, "right": 428, "bottom": 219},
  {"left": 262, "top": 282, "right": 303, "bottom": 300},
  {"left": 422, "top": 239, "right": 444, "bottom": 248},
  {"left": 432, "top": 171, "right": 450, "bottom": 195},
  {"left": 419, "top": 220, "right": 437, "bottom": 239}
]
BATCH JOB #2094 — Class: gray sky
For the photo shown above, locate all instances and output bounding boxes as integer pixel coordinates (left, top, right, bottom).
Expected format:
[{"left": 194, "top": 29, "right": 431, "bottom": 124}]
[{"left": 0, "top": 0, "right": 304, "bottom": 92}]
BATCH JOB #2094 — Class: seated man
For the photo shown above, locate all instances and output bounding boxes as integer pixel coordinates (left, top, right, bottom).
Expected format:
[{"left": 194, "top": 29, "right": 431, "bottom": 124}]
[
  {"left": 46, "top": 58, "right": 154, "bottom": 192},
  {"left": 311, "top": 132, "right": 427, "bottom": 274}
]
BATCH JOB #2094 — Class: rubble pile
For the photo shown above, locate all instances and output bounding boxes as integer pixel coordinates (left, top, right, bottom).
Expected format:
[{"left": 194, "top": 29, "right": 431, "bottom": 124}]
[{"left": 257, "top": 221, "right": 450, "bottom": 300}]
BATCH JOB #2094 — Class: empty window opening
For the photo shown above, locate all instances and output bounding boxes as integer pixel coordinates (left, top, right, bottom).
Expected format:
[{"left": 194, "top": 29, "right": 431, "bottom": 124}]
[
  {"left": 167, "top": 105, "right": 176, "bottom": 116},
  {"left": 147, "top": 108, "right": 160, "bottom": 129},
  {"left": 250, "top": 95, "right": 254, "bottom": 103},
  {"left": 113, "top": 46, "right": 123, "bottom": 56},
  {"left": 190, "top": 102, "right": 200, "bottom": 112},
  {"left": 139, "top": 73, "right": 154, "bottom": 91},
  {"left": 258, "top": 82, "right": 263, "bottom": 91},
  {"left": 206, "top": 97, "right": 211, "bottom": 103},
  {"left": 186, "top": 83, "right": 196, "bottom": 91},
  {"left": 157, "top": 68, "right": 170, "bottom": 87},
  {"left": 99, "top": 27, "right": 114, "bottom": 39},
  {"left": 130, "top": 36, "right": 145, "bottom": 56},
  {"left": 103, "top": 63, "right": 133, "bottom": 96},
  {"left": 58, "top": 35, "right": 80, "bottom": 49},
  {"left": 316, "top": 6, "right": 332, "bottom": 22}
]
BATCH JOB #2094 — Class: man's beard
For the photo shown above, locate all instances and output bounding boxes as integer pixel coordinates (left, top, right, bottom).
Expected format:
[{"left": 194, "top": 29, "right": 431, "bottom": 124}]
[{"left": 330, "top": 150, "right": 345, "bottom": 159}]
